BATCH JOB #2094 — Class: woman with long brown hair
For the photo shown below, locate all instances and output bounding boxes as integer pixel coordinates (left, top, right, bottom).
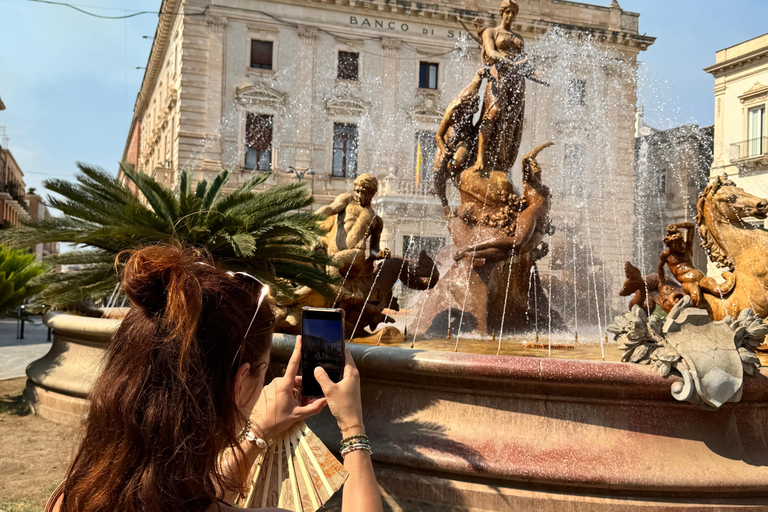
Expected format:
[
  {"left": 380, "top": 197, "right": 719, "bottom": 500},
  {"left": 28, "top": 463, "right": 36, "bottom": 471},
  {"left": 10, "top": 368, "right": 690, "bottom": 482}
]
[{"left": 47, "top": 244, "right": 382, "bottom": 512}]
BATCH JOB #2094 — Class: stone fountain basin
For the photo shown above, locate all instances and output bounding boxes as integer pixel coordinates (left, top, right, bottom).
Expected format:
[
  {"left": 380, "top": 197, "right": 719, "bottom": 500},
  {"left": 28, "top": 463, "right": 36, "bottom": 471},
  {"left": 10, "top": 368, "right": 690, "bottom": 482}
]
[
  {"left": 272, "top": 334, "right": 768, "bottom": 510},
  {"left": 25, "top": 313, "right": 768, "bottom": 510}
]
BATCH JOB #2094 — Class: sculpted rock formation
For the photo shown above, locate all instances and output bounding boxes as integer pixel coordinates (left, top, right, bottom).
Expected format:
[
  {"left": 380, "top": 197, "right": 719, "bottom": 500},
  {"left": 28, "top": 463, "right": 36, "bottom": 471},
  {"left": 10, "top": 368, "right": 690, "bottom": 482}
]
[{"left": 275, "top": 174, "right": 438, "bottom": 340}]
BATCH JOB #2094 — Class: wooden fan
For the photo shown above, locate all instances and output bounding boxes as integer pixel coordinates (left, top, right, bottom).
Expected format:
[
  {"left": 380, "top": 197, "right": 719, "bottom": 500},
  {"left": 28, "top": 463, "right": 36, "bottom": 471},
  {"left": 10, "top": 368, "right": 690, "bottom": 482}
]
[{"left": 236, "top": 421, "right": 347, "bottom": 511}]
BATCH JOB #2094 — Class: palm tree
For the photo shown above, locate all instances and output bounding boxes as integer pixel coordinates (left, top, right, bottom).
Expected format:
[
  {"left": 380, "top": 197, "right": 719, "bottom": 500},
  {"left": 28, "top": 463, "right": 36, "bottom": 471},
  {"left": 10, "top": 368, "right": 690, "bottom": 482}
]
[
  {"left": 0, "top": 163, "right": 335, "bottom": 308},
  {"left": 0, "top": 245, "right": 47, "bottom": 315}
]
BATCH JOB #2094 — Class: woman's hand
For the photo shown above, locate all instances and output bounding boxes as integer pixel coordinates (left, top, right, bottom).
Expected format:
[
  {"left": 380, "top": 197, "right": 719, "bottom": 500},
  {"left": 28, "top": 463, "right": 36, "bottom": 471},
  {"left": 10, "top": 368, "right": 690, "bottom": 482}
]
[
  {"left": 314, "top": 346, "right": 363, "bottom": 430},
  {"left": 250, "top": 336, "right": 326, "bottom": 439}
]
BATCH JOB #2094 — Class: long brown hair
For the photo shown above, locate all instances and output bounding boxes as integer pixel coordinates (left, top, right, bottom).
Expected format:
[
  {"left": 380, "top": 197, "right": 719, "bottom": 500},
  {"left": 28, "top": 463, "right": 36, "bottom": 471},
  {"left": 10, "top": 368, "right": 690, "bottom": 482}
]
[{"left": 59, "top": 244, "right": 274, "bottom": 512}]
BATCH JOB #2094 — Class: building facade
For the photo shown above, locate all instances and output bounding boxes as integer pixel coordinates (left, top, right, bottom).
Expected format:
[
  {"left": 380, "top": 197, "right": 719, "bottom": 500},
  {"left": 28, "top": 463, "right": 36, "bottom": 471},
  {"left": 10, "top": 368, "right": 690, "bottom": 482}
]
[
  {"left": 633, "top": 109, "right": 713, "bottom": 275},
  {"left": 0, "top": 141, "right": 29, "bottom": 230},
  {"left": 25, "top": 194, "right": 59, "bottom": 260},
  {"left": 704, "top": 32, "right": 768, "bottom": 277},
  {"left": 124, "top": 0, "right": 652, "bottom": 311}
]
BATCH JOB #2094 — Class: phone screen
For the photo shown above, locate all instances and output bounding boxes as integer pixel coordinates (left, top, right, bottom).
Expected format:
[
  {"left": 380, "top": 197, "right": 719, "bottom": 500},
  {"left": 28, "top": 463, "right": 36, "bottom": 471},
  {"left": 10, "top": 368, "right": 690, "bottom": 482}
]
[{"left": 301, "top": 308, "right": 344, "bottom": 398}]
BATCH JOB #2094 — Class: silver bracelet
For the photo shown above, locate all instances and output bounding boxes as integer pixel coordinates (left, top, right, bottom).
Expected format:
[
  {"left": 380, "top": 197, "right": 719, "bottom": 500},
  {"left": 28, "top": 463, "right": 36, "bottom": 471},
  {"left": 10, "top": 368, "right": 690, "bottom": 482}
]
[{"left": 340, "top": 443, "right": 373, "bottom": 457}]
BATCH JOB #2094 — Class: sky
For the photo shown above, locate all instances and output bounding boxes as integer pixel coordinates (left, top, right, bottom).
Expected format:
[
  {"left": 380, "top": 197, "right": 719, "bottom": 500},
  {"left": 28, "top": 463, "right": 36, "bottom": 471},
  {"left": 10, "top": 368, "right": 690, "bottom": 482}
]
[{"left": 1, "top": 0, "right": 768, "bottom": 194}]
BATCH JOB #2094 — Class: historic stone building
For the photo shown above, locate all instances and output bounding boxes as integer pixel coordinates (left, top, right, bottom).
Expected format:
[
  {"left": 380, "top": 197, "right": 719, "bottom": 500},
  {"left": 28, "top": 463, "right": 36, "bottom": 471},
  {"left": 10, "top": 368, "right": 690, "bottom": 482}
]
[
  {"left": 633, "top": 109, "right": 713, "bottom": 275},
  {"left": 705, "top": 32, "right": 768, "bottom": 277},
  {"left": 0, "top": 134, "right": 29, "bottom": 231},
  {"left": 124, "top": 0, "right": 652, "bottom": 309}
]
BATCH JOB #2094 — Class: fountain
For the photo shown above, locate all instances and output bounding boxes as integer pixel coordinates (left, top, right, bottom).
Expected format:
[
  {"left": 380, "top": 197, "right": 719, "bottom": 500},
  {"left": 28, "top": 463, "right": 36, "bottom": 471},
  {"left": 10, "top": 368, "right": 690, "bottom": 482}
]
[
  {"left": 272, "top": 2, "right": 768, "bottom": 509},
  {"left": 24, "top": 0, "right": 768, "bottom": 509}
]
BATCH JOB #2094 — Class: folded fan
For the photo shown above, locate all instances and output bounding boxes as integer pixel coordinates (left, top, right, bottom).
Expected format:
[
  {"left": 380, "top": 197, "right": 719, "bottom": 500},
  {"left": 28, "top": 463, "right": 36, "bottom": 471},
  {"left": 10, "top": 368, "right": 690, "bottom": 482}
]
[{"left": 237, "top": 421, "right": 347, "bottom": 511}]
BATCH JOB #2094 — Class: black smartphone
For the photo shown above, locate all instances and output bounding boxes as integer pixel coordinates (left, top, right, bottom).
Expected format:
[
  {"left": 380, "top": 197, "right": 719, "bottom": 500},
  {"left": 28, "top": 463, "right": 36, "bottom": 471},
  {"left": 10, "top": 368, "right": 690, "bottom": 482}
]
[{"left": 300, "top": 307, "right": 345, "bottom": 399}]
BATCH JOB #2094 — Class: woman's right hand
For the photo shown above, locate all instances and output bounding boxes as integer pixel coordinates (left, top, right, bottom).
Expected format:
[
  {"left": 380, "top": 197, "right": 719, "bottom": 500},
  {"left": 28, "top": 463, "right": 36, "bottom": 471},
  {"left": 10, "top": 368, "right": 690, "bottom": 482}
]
[{"left": 314, "top": 347, "right": 364, "bottom": 429}]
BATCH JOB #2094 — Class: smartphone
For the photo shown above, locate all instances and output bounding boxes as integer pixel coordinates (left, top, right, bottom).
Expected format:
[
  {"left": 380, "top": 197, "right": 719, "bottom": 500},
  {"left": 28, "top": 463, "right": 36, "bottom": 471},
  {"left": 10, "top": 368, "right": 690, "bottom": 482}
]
[{"left": 301, "top": 307, "right": 345, "bottom": 399}]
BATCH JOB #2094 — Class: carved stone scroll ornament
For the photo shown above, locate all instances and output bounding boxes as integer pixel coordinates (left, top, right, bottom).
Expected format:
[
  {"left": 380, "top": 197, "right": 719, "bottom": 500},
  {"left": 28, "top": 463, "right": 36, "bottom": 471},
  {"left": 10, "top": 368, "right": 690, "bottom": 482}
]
[{"left": 608, "top": 296, "right": 767, "bottom": 410}]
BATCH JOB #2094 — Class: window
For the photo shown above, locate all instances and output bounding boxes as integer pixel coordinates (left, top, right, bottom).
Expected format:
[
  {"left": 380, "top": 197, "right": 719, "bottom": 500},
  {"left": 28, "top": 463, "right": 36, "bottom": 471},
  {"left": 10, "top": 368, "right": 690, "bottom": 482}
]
[
  {"left": 338, "top": 51, "right": 359, "bottom": 81},
  {"left": 251, "top": 40, "right": 273, "bottom": 70},
  {"left": 563, "top": 143, "right": 585, "bottom": 196},
  {"left": 164, "top": 133, "right": 171, "bottom": 167},
  {"left": 419, "top": 62, "right": 439, "bottom": 90},
  {"left": 414, "top": 130, "right": 437, "bottom": 190},
  {"left": 567, "top": 79, "right": 586, "bottom": 106},
  {"left": 403, "top": 235, "right": 445, "bottom": 260},
  {"left": 332, "top": 123, "right": 358, "bottom": 178},
  {"left": 245, "top": 114, "right": 273, "bottom": 171},
  {"left": 749, "top": 106, "right": 765, "bottom": 157}
]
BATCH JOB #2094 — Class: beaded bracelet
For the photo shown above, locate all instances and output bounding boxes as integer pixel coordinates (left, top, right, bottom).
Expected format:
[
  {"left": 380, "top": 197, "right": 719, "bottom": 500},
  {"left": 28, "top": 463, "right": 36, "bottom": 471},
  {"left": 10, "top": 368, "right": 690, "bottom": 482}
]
[
  {"left": 340, "top": 439, "right": 370, "bottom": 451},
  {"left": 340, "top": 434, "right": 372, "bottom": 457},
  {"left": 341, "top": 434, "right": 368, "bottom": 445},
  {"left": 340, "top": 442, "right": 373, "bottom": 457}
]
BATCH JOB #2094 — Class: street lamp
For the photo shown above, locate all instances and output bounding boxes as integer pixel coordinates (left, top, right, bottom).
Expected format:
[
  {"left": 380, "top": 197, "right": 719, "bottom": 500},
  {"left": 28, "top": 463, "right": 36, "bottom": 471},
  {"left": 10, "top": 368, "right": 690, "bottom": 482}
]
[{"left": 287, "top": 166, "right": 314, "bottom": 181}]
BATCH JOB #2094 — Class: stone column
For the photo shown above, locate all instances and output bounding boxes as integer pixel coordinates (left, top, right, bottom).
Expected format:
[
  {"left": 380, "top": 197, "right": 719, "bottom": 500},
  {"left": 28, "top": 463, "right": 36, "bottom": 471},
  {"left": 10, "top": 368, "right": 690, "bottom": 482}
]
[
  {"left": 294, "top": 27, "right": 319, "bottom": 169},
  {"left": 205, "top": 15, "right": 227, "bottom": 170},
  {"left": 380, "top": 38, "right": 401, "bottom": 173}
]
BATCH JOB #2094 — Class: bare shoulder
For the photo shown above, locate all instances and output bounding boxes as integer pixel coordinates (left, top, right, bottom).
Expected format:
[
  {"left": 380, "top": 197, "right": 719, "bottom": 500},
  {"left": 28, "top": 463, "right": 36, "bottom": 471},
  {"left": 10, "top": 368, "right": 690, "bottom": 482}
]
[{"left": 336, "top": 192, "right": 354, "bottom": 203}]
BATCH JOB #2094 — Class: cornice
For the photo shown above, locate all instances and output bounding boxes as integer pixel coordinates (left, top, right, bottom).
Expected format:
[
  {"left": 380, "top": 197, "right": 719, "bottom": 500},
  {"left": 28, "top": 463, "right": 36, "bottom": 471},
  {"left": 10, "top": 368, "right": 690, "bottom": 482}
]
[
  {"left": 270, "top": 0, "right": 654, "bottom": 49},
  {"left": 704, "top": 47, "right": 768, "bottom": 77},
  {"left": 124, "top": 0, "right": 181, "bottom": 161},
  {"left": 134, "top": 0, "right": 181, "bottom": 117}
]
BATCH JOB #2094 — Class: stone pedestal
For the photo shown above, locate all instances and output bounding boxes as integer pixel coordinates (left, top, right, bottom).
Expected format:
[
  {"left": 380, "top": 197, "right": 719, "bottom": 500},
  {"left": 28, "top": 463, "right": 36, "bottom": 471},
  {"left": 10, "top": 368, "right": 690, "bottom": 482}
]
[{"left": 24, "top": 312, "right": 121, "bottom": 424}]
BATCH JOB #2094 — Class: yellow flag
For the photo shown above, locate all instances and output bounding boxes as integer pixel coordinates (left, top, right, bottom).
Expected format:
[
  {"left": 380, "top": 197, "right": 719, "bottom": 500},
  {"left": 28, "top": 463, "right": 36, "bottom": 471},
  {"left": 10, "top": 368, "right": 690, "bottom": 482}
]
[{"left": 415, "top": 141, "right": 423, "bottom": 187}]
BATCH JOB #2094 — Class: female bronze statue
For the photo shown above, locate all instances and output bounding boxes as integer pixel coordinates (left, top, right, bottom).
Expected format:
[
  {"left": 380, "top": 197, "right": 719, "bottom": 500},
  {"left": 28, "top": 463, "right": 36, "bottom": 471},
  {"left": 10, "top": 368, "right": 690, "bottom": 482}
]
[{"left": 472, "top": 0, "right": 541, "bottom": 173}]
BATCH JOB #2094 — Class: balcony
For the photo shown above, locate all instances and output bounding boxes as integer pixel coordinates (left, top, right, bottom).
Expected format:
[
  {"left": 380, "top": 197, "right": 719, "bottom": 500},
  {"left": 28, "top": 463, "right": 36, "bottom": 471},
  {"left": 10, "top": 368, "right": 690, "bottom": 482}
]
[{"left": 730, "top": 137, "right": 768, "bottom": 168}]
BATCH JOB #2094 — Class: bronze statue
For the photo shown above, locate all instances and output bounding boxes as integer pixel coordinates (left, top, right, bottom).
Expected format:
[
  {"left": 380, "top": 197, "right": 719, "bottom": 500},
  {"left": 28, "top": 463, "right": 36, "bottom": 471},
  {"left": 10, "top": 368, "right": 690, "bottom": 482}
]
[
  {"left": 468, "top": 0, "right": 542, "bottom": 175},
  {"left": 695, "top": 175, "right": 768, "bottom": 320},
  {"left": 619, "top": 262, "right": 685, "bottom": 315},
  {"left": 275, "top": 174, "right": 439, "bottom": 339},
  {"left": 621, "top": 175, "right": 768, "bottom": 321},
  {"left": 412, "top": 142, "right": 563, "bottom": 337},
  {"left": 315, "top": 173, "right": 387, "bottom": 287},
  {"left": 453, "top": 142, "right": 554, "bottom": 265},
  {"left": 411, "top": 0, "right": 560, "bottom": 337},
  {"left": 657, "top": 222, "right": 733, "bottom": 308},
  {"left": 432, "top": 68, "right": 489, "bottom": 218}
]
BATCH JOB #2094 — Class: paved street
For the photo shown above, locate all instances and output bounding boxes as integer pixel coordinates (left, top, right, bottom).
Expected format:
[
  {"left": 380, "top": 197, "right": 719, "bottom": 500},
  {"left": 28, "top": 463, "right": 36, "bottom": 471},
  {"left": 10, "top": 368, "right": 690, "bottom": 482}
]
[{"left": 0, "top": 316, "right": 50, "bottom": 380}]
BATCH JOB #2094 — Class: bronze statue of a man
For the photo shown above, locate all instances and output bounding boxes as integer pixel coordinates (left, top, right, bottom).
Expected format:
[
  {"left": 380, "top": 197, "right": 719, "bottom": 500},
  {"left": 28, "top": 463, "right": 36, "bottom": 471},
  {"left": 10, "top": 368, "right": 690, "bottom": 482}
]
[{"left": 316, "top": 173, "right": 389, "bottom": 278}]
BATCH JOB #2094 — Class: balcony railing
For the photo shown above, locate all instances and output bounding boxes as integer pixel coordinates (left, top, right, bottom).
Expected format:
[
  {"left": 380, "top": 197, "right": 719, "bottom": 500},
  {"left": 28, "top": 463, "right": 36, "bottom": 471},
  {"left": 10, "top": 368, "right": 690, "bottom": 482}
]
[
  {"left": 730, "top": 137, "right": 768, "bottom": 162},
  {"left": 380, "top": 177, "right": 434, "bottom": 197}
]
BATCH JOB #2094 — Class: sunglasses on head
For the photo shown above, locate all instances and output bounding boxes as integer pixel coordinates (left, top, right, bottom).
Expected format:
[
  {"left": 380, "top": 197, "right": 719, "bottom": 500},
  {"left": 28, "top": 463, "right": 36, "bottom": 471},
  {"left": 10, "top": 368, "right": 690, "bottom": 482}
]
[{"left": 228, "top": 271, "right": 270, "bottom": 371}]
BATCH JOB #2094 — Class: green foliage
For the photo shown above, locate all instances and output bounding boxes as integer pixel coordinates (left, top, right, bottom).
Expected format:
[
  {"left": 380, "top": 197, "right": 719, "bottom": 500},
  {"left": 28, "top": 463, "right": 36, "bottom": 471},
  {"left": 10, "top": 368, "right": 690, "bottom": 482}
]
[
  {"left": 0, "top": 163, "right": 335, "bottom": 307},
  {"left": 0, "top": 246, "right": 47, "bottom": 315}
]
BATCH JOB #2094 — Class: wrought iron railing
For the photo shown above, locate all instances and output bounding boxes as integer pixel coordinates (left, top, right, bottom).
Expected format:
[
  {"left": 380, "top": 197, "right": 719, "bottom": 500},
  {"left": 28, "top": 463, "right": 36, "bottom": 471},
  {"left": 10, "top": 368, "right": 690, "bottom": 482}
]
[{"left": 730, "top": 137, "right": 768, "bottom": 162}]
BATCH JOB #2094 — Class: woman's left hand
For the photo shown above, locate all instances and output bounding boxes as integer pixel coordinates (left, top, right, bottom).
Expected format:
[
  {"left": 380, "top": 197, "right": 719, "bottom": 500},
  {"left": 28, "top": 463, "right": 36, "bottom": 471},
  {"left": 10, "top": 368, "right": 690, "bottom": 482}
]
[{"left": 250, "top": 336, "right": 326, "bottom": 439}]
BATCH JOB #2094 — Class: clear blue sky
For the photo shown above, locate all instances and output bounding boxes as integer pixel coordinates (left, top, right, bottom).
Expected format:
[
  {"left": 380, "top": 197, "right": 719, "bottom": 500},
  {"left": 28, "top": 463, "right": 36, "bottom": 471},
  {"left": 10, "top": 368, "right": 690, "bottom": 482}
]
[{"left": 1, "top": 0, "right": 767, "bottom": 193}]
